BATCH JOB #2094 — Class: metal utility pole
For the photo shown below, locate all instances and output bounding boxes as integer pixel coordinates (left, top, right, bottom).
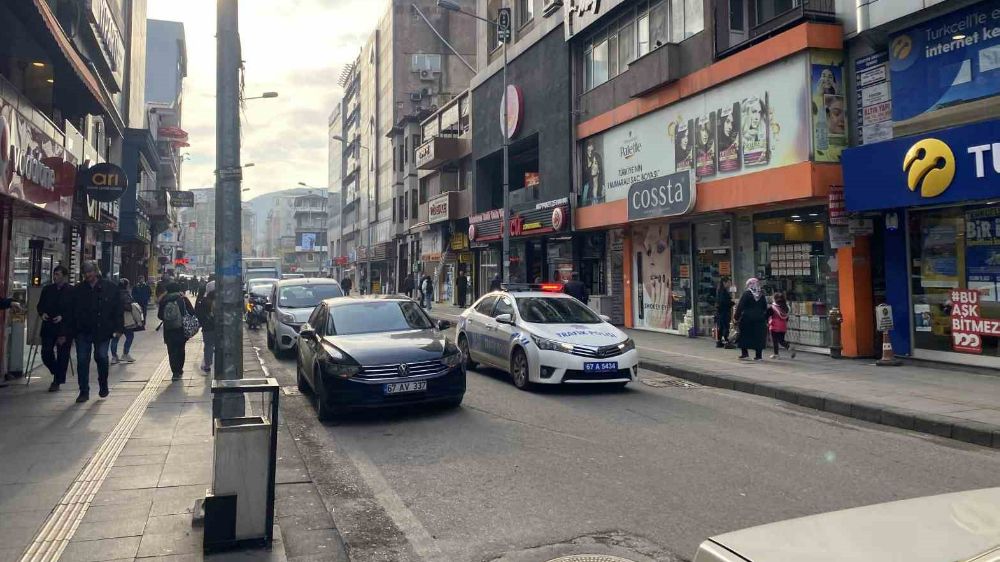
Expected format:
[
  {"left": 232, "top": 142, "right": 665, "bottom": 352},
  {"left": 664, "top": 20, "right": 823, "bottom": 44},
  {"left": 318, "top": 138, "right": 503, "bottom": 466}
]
[
  {"left": 501, "top": 31, "right": 509, "bottom": 284},
  {"left": 215, "top": 0, "right": 243, "bottom": 416}
]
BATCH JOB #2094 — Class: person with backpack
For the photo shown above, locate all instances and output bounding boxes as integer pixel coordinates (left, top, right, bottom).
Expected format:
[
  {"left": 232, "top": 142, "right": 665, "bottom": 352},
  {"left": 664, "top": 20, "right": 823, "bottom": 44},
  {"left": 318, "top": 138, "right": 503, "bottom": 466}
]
[
  {"left": 158, "top": 282, "right": 196, "bottom": 380},
  {"left": 195, "top": 281, "right": 216, "bottom": 373},
  {"left": 767, "top": 291, "right": 796, "bottom": 359},
  {"left": 72, "top": 261, "right": 124, "bottom": 402},
  {"left": 110, "top": 279, "right": 139, "bottom": 364}
]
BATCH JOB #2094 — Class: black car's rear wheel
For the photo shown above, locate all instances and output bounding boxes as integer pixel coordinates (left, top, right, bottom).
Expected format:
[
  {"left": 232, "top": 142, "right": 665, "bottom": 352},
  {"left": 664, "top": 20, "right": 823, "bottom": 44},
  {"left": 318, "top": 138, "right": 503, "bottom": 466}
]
[
  {"left": 458, "top": 334, "right": 476, "bottom": 370},
  {"left": 511, "top": 348, "right": 531, "bottom": 391}
]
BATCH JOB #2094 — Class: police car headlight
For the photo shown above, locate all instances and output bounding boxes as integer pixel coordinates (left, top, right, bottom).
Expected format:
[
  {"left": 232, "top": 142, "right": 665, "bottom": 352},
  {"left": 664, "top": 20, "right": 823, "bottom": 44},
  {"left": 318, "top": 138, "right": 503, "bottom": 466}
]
[
  {"left": 531, "top": 334, "right": 574, "bottom": 353},
  {"left": 619, "top": 338, "right": 635, "bottom": 352}
]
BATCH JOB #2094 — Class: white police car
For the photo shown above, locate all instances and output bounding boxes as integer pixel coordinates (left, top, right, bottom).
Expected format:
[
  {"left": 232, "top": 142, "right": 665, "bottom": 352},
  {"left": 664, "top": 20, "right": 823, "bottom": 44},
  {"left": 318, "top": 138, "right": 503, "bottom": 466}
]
[{"left": 455, "top": 285, "right": 638, "bottom": 389}]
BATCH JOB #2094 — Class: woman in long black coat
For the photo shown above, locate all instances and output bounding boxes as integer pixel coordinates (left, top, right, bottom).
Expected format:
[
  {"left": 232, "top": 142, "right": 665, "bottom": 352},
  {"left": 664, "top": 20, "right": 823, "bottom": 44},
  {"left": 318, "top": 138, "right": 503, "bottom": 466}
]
[{"left": 734, "top": 277, "right": 768, "bottom": 360}]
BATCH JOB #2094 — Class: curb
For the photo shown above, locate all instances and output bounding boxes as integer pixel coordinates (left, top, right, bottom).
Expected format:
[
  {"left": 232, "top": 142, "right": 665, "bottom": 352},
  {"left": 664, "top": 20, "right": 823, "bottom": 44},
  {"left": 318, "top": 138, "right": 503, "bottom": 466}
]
[
  {"left": 638, "top": 360, "right": 1000, "bottom": 450},
  {"left": 427, "top": 309, "right": 1000, "bottom": 450}
]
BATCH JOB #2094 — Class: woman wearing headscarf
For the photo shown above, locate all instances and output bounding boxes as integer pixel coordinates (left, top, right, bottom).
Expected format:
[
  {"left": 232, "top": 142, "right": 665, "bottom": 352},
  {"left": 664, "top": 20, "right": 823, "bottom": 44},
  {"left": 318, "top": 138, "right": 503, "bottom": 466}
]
[{"left": 734, "top": 277, "right": 768, "bottom": 361}]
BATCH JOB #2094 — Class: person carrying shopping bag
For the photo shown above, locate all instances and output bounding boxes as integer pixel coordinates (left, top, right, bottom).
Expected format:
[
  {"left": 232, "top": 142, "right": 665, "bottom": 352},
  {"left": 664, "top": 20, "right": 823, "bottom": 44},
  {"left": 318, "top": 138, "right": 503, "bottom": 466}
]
[
  {"left": 158, "top": 283, "right": 197, "bottom": 380},
  {"left": 734, "top": 277, "right": 768, "bottom": 361},
  {"left": 767, "top": 291, "right": 796, "bottom": 359},
  {"left": 111, "top": 279, "right": 141, "bottom": 364}
]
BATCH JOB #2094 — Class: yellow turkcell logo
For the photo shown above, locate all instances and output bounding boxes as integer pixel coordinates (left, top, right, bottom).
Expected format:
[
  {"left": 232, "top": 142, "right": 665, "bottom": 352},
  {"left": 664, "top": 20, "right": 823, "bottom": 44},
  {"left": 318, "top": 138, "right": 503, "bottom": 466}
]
[
  {"left": 903, "top": 138, "right": 955, "bottom": 198},
  {"left": 891, "top": 35, "right": 912, "bottom": 60}
]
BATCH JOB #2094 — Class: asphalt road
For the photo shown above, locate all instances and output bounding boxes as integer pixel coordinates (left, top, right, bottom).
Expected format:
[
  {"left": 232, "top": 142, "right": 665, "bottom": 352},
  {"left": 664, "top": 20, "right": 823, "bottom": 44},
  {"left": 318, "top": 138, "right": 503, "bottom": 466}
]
[{"left": 251, "top": 329, "right": 1000, "bottom": 562}]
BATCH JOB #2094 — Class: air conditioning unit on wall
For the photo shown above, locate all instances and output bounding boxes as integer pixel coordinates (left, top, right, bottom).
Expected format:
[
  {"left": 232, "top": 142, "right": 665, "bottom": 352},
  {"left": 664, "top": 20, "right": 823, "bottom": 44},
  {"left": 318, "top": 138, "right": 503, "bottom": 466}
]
[{"left": 419, "top": 69, "right": 436, "bottom": 81}]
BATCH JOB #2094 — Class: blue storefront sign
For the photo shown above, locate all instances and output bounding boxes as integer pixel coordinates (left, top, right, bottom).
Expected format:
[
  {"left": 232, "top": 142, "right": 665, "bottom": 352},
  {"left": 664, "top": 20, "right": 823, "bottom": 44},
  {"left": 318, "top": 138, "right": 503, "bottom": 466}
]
[
  {"left": 890, "top": 0, "right": 1000, "bottom": 121},
  {"left": 843, "top": 118, "right": 1000, "bottom": 211}
]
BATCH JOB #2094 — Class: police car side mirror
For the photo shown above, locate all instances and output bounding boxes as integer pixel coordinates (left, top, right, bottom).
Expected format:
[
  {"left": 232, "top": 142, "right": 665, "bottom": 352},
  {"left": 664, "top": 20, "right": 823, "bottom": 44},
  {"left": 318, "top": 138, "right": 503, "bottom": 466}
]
[
  {"left": 599, "top": 314, "right": 611, "bottom": 322},
  {"left": 495, "top": 313, "right": 514, "bottom": 325}
]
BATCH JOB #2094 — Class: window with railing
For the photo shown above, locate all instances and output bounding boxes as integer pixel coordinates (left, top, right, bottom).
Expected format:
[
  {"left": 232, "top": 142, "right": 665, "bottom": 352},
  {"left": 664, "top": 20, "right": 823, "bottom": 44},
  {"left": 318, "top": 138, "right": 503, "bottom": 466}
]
[{"left": 583, "top": 0, "right": 704, "bottom": 92}]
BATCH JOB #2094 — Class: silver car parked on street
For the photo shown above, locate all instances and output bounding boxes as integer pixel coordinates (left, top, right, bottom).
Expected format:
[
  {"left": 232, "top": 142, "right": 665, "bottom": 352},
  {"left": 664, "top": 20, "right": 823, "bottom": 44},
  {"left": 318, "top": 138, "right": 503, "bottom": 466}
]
[{"left": 266, "top": 278, "right": 344, "bottom": 356}]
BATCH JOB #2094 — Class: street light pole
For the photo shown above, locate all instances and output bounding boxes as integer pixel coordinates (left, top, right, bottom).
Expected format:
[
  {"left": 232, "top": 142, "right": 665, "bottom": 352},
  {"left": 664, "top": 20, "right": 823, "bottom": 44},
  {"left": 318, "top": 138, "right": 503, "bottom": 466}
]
[
  {"left": 435, "top": 0, "right": 509, "bottom": 283},
  {"left": 215, "top": 0, "right": 243, "bottom": 417}
]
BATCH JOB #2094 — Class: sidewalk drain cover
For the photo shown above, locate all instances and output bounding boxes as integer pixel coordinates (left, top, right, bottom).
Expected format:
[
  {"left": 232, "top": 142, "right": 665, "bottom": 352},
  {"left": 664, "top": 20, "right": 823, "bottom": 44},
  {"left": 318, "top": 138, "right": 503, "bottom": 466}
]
[
  {"left": 640, "top": 374, "right": 702, "bottom": 388},
  {"left": 281, "top": 386, "right": 301, "bottom": 396},
  {"left": 549, "top": 554, "right": 633, "bottom": 562}
]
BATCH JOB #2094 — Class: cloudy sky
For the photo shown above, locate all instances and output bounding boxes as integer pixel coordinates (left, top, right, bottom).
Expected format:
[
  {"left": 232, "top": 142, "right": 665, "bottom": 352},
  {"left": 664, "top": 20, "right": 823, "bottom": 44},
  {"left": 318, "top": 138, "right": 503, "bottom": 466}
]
[{"left": 147, "top": 0, "right": 385, "bottom": 197}]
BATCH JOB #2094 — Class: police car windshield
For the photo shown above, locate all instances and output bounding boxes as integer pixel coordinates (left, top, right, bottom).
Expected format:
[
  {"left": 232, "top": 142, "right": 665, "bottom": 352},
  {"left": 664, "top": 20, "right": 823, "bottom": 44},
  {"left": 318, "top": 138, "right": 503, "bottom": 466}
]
[{"left": 516, "top": 297, "right": 602, "bottom": 324}]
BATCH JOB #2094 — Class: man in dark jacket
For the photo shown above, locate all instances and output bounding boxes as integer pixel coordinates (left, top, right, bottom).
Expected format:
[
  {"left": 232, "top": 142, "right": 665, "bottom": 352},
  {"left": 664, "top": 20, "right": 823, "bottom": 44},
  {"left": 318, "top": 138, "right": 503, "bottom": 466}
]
[
  {"left": 563, "top": 272, "right": 589, "bottom": 305},
  {"left": 38, "top": 265, "right": 74, "bottom": 391},
  {"left": 132, "top": 276, "right": 152, "bottom": 324},
  {"left": 340, "top": 276, "right": 353, "bottom": 296},
  {"left": 159, "top": 283, "right": 196, "bottom": 380},
  {"left": 402, "top": 273, "right": 415, "bottom": 299},
  {"left": 456, "top": 268, "right": 468, "bottom": 308},
  {"left": 72, "top": 261, "right": 124, "bottom": 402}
]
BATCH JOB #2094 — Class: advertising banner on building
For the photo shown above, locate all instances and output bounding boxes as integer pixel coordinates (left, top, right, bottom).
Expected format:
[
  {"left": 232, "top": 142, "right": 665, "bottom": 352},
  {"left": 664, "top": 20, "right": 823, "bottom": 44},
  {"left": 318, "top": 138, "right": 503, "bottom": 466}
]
[
  {"left": 889, "top": 0, "right": 1000, "bottom": 121},
  {"left": 810, "top": 50, "right": 847, "bottom": 162},
  {"left": 579, "top": 53, "right": 811, "bottom": 207},
  {"left": 631, "top": 223, "right": 673, "bottom": 332},
  {"left": 966, "top": 206, "right": 1000, "bottom": 302},
  {"left": 0, "top": 102, "right": 77, "bottom": 220}
]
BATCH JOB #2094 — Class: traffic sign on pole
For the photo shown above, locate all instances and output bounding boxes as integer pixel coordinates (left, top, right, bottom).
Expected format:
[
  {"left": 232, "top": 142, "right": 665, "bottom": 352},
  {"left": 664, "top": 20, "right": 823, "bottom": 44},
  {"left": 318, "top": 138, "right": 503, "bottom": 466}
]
[{"left": 498, "top": 8, "right": 511, "bottom": 43}]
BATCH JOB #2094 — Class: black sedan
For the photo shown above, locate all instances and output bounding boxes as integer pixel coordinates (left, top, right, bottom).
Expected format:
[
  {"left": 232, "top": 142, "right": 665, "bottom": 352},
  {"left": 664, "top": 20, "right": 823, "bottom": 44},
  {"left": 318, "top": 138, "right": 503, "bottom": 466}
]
[{"left": 295, "top": 296, "right": 466, "bottom": 420}]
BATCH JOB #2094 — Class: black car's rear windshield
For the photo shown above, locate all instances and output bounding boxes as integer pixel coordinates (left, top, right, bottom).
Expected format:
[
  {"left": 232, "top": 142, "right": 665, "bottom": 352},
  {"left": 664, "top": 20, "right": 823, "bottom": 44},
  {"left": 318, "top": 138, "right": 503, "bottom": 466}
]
[
  {"left": 516, "top": 297, "right": 601, "bottom": 324},
  {"left": 328, "top": 301, "right": 434, "bottom": 335}
]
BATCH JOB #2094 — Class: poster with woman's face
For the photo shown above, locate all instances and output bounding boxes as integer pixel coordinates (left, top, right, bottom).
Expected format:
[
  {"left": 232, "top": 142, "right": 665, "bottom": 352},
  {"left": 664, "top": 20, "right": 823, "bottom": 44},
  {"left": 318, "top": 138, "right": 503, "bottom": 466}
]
[
  {"left": 581, "top": 139, "right": 605, "bottom": 206},
  {"left": 674, "top": 119, "right": 694, "bottom": 172},
  {"left": 696, "top": 113, "right": 717, "bottom": 178},
  {"left": 741, "top": 94, "right": 770, "bottom": 167},
  {"left": 716, "top": 103, "right": 741, "bottom": 173},
  {"left": 634, "top": 224, "right": 672, "bottom": 331}
]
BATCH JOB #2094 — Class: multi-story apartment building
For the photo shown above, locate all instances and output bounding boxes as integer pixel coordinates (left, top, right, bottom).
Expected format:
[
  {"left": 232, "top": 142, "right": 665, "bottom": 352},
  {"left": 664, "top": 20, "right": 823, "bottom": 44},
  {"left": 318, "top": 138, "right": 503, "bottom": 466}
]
[
  {"left": 331, "top": 0, "right": 477, "bottom": 294},
  {"left": 145, "top": 19, "right": 187, "bottom": 277},
  {"left": 178, "top": 188, "right": 215, "bottom": 275},
  {"left": 840, "top": 0, "right": 1000, "bottom": 368},
  {"left": 328, "top": 104, "right": 344, "bottom": 279},
  {"left": 290, "top": 192, "right": 329, "bottom": 277},
  {"left": 265, "top": 195, "right": 298, "bottom": 261},
  {"left": 241, "top": 203, "right": 257, "bottom": 259}
]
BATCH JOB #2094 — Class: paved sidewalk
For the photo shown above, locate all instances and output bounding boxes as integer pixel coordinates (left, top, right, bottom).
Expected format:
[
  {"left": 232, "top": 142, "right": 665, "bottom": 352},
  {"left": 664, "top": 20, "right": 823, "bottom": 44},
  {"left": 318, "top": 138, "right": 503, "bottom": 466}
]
[
  {"left": 0, "top": 328, "right": 287, "bottom": 562},
  {"left": 427, "top": 302, "right": 1000, "bottom": 449}
]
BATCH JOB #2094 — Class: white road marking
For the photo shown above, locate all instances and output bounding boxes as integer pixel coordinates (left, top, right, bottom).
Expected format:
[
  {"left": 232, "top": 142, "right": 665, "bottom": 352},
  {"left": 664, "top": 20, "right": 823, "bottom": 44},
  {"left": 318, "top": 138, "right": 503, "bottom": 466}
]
[{"left": 338, "top": 442, "right": 443, "bottom": 561}]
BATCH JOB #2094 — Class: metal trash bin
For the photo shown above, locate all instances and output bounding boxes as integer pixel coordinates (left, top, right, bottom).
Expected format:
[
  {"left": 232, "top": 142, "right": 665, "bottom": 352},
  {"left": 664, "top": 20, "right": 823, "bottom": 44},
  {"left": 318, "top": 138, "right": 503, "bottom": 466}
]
[{"left": 204, "top": 378, "right": 279, "bottom": 552}]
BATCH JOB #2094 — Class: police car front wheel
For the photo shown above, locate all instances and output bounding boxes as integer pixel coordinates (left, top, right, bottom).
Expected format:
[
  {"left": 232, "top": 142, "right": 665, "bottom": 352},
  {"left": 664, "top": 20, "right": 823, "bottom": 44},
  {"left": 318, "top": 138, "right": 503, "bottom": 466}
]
[{"left": 511, "top": 348, "right": 531, "bottom": 390}]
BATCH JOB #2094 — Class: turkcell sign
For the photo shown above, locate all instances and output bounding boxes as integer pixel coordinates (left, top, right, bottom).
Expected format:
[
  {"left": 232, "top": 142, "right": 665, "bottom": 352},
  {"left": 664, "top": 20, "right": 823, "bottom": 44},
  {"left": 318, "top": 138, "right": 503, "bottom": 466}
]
[
  {"left": 627, "top": 169, "right": 696, "bottom": 221},
  {"left": 843, "top": 118, "right": 1000, "bottom": 211}
]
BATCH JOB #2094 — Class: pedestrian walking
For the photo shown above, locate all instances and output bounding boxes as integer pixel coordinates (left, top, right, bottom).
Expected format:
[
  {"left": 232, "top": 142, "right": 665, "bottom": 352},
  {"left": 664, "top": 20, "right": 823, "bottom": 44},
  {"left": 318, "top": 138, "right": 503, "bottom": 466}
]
[
  {"left": 72, "top": 261, "right": 124, "bottom": 402},
  {"left": 158, "top": 282, "right": 196, "bottom": 380},
  {"left": 490, "top": 273, "right": 502, "bottom": 292},
  {"left": 456, "top": 268, "right": 468, "bottom": 308},
  {"left": 340, "top": 276, "right": 353, "bottom": 296},
  {"left": 715, "top": 276, "right": 734, "bottom": 348},
  {"left": 768, "top": 291, "right": 796, "bottom": 359},
  {"left": 37, "top": 265, "right": 74, "bottom": 392},
  {"left": 110, "top": 279, "right": 139, "bottom": 364},
  {"left": 562, "top": 272, "right": 590, "bottom": 305},
  {"left": 420, "top": 274, "right": 433, "bottom": 309},
  {"left": 734, "top": 277, "right": 768, "bottom": 361},
  {"left": 132, "top": 276, "right": 152, "bottom": 324},
  {"left": 402, "top": 273, "right": 415, "bottom": 299},
  {"left": 195, "top": 281, "right": 216, "bottom": 373}
]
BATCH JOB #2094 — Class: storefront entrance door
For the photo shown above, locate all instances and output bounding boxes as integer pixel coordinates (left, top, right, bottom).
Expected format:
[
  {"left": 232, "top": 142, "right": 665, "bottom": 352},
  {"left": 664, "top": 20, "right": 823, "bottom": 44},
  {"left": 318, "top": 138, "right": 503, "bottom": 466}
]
[{"left": 695, "top": 248, "right": 732, "bottom": 336}]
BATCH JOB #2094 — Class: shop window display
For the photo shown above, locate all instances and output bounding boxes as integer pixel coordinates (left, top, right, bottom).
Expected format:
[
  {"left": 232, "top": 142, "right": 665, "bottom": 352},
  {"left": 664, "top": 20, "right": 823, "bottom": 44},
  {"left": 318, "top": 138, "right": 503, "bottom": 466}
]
[
  {"left": 910, "top": 205, "right": 1000, "bottom": 358},
  {"left": 753, "top": 207, "right": 837, "bottom": 348}
]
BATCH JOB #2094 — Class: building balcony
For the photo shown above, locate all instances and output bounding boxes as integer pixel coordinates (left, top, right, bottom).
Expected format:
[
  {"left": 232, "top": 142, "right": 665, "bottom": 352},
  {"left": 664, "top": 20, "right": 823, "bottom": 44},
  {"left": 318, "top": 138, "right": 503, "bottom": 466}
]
[
  {"left": 416, "top": 136, "right": 471, "bottom": 170},
  {"left": 715, "top": 0, "right": 836, "bottom": 57},
  {"left": 625, "top": 42, "right": 681, "bottom": 98},
  {"left": 293, "top": 205, "right": 327, "bottom": 215}
]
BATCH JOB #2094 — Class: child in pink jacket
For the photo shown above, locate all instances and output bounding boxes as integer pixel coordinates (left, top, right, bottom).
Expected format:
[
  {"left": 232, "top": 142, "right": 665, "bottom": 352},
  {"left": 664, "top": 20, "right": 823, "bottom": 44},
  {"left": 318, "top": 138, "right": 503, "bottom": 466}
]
[{"left": 768, "top": 292, "right": 796, "bottom": 359}]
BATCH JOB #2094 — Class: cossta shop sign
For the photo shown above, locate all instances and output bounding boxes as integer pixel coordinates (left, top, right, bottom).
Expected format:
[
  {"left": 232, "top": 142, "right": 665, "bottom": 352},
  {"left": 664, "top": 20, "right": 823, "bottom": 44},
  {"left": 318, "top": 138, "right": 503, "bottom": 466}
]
[
  {"left": 79, "top": 162, "right": 128, "bottom": 202},
  {"left": 628, "top": 169, "right": 696, "bottom": 221}
]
